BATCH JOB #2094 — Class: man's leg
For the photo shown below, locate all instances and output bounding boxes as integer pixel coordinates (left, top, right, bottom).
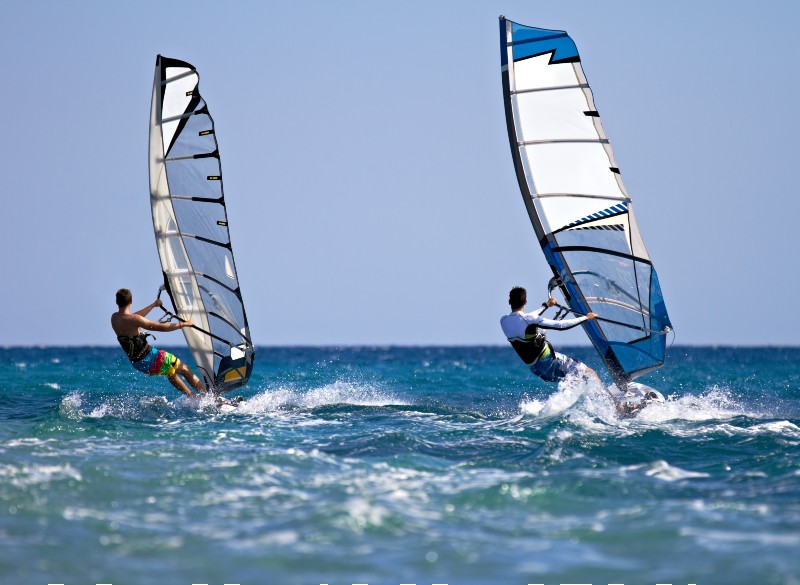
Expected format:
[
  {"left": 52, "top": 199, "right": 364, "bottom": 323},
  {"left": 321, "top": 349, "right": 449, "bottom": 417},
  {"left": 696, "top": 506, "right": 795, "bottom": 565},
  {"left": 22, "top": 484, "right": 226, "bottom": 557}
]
[
  {"left": 176, "top": 362, "right": 206, "bottom": 394},
  {"left": 582, "top": 365, "right": 602, "bottom": 383},
  {"left": 551, "top": 352, "right": 600, "bottom": 384},
  {"left": 167, "top": 372, "right": 195, "bottom": 397}
]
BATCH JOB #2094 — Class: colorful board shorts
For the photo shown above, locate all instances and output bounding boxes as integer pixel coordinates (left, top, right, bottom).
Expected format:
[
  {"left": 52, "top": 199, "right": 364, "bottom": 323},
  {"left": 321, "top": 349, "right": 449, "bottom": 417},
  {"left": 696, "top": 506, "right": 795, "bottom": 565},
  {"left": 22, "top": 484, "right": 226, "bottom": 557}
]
[
  {"left": 131, "top": 346, "right": 180, "bottom": 377},
  {"left": 530, "top": 346, "right": 586, "bottom": 382}
]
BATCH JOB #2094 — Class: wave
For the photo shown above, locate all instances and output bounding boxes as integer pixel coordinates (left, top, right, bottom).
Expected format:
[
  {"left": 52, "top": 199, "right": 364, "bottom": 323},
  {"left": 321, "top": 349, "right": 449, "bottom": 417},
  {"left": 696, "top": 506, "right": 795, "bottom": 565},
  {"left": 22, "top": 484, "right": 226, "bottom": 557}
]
[
  {"left": 516, "top": 377, "right": 775, "bottom": 438},
  {"left": 58, "top": 380, "right": 409, "bottom": 421},
  {"left": 236, "top": 380, "right": 409, "bottom": 415}
]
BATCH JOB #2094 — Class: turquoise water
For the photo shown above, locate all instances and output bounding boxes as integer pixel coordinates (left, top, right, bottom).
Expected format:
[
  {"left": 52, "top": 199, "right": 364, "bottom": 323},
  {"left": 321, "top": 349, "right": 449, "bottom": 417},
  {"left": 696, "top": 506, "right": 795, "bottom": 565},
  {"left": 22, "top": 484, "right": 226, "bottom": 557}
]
[{"left": 2, "top": 346, "right": 799, "bottom": 585}]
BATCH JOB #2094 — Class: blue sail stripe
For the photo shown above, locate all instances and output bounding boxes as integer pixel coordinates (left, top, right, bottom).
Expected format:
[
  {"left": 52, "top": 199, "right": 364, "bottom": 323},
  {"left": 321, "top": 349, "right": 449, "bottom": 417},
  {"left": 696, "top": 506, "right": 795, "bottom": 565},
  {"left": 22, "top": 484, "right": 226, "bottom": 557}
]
[{"left": 510, "top": 23, "right": 579, "bottom": 63}]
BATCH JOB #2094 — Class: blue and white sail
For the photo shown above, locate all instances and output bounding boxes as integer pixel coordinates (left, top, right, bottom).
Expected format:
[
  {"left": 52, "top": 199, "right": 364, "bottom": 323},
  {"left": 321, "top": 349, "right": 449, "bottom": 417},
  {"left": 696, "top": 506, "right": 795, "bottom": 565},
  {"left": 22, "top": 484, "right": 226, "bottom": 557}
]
[
  {"left": 499, "top": 17, "right": 671, "bottom": 384},
  {"left": 149, "top": 55, "right": 254, "bottom": 392}
]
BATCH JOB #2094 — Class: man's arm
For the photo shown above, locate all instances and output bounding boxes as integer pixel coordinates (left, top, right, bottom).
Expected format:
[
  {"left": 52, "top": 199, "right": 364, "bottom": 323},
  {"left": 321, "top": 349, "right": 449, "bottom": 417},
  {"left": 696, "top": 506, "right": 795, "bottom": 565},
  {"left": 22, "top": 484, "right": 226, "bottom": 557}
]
[
  {"left": 522, "top": 297, "right": 557, "bottom": 320},
  {"left": 524, "top": 298, "right": 598, "bottom": 330},
  {"left": 535, "top": 315, "right": 588, "bottom": 330},
  {"left": 134, "top": 299, "right": 163, "bottom": 317},
  {"left": 536, "top": 311, "right": 598, "bottom": 330},
  {"left": 131, "top": 313, "right": 194, "bottom": 333}
]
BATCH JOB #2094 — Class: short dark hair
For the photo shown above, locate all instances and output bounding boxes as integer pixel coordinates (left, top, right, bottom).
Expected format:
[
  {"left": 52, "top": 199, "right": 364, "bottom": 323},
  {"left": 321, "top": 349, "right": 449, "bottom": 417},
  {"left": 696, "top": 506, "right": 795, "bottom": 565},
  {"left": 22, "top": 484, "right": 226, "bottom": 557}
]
[
  {"left": 116, "top": 288, "right": 132, "bottom": 308},
  {"left": 509, "top": 287, "right": 527, "bottom": 310}
]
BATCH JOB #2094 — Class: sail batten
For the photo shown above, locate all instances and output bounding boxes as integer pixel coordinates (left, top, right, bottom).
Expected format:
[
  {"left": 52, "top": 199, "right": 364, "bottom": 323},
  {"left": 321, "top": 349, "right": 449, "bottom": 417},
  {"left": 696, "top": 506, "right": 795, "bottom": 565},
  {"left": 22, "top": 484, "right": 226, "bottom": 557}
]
[
  {"left": 510, "top": 84, "right": 590, "bottom": 95},
  {"left": 500, "top": 18, "right": 671, "bottom": 385},
  {"left": 162, "top": 70, "right": 196, "bottom": 84},
  {"left": 520, "top": 139, "right": 610, "bottom": 146},
  {"left": 535, "top": 193, "right": 630, "bottom": 201},
  {"left": 149, "top": 54, "right": 254, "bottom": 393},
  {"left": 159, "top": 111, "right": 199, "bottom": 124}
]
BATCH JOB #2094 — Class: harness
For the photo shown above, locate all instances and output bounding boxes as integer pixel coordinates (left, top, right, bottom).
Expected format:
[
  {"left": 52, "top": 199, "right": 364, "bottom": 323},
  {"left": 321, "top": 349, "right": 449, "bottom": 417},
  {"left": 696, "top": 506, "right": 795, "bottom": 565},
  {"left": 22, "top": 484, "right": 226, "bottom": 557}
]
[
  {"left": 509, "top": 335, "right": 553, "bottom": 365},
  {"left": 504, "top": 314, "right": 551, "bottom": 365},
  {"left": 117, "top": 333, "right": 153, "bottom": 363}
]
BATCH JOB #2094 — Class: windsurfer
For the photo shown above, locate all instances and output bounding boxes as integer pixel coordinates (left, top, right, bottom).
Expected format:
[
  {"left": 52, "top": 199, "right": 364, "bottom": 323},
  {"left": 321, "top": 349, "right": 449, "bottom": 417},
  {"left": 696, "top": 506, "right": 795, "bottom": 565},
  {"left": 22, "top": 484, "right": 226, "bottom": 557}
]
[
  {"left": 111, "top": 288, "right": 207, "bottom": 397},
  {"left": 500, "top": 286, "right": 600, "bottom": 383}
]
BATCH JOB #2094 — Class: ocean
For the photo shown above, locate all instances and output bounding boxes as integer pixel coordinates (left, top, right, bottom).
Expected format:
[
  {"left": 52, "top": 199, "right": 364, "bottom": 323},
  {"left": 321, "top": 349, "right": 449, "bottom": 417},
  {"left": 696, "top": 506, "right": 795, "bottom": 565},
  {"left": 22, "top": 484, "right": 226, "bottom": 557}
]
[{"left": 1, "top": 345, "right": 799, "bottom": 585}]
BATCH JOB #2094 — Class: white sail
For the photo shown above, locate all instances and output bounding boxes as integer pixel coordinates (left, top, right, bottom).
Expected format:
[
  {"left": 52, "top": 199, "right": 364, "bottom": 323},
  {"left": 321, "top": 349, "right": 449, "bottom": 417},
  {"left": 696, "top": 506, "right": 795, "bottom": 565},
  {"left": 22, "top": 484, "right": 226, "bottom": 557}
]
[{"left": 149, "top": 55, "right": 254, "bottom": 392}]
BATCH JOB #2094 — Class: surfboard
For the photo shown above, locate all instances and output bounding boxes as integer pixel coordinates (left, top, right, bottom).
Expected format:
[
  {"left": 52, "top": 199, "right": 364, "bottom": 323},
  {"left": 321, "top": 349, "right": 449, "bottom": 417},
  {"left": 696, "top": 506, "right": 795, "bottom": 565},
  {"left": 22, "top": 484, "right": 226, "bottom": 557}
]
[
  {"left": 215, "top": 395, "right": 244, "bottom": 412},
  {"left": 608, "top": 382, "right": 665, "bottom": 413}
]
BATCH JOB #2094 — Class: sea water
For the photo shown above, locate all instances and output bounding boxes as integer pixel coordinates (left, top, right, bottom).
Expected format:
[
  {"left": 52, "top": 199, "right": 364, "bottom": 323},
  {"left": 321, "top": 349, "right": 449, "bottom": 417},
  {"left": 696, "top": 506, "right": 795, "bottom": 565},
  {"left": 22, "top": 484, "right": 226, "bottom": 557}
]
[{"left": 1, "top": 346, "right": 799, "bottom": 585}]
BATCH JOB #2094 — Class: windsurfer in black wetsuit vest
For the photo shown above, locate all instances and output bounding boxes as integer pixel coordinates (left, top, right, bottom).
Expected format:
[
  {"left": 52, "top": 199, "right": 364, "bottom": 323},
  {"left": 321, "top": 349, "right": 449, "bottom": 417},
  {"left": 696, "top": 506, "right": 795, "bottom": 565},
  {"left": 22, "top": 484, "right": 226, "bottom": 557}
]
[
  {"left": 111, "top": 288, "right": 207, "bottom": 397},
  {"left": 500, "top": 286, "right": 600, "bottom": 382}
]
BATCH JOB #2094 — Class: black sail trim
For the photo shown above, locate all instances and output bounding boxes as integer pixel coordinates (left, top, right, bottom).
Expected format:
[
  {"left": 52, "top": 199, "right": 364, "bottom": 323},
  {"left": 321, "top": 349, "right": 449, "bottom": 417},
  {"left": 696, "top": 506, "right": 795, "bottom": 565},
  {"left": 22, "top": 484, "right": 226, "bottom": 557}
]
[
  {"left": 208, "top": 311, "right": 251, "bottom": 345},
  {"left": 193, "top": 324, "right": 236, "bottom": 348},
  {"left": 196, "top": 271, "right": 241, "bottom": 296},
  {"left": 509, "top": 32, "right": 569, "bottom": 47},
  {"left": 515, "top": 50, "right": 580, "bottom": 65},
  {"left": 551, "top": 246, "right": 652, "bottom": 265},
  {"left": 159, "top": 55, "right": 197, "bottom": 72},
  {"left": 189, "top": 234, "right": 231, "bottom": 249},
  {"left": 188, "top": 196, "right": 224, "bottom": 204}
]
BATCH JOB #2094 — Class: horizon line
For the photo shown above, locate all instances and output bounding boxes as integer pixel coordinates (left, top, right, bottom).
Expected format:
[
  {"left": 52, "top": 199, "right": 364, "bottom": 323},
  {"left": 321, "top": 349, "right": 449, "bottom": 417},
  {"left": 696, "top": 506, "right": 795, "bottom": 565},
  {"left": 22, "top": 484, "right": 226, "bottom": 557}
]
[{"left": 3, "top": 343, "right": 800, "bottom": 350}]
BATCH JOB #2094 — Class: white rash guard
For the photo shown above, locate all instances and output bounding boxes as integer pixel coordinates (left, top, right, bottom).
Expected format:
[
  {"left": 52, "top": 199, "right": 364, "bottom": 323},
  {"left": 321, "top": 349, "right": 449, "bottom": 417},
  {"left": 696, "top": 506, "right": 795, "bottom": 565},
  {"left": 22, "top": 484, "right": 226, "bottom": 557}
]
[
  {"left": 500, "top": 306, "right": 587, "bottom": 341},
  {"left": 500, "top": 306, "right": 588, "bottom": 365}
]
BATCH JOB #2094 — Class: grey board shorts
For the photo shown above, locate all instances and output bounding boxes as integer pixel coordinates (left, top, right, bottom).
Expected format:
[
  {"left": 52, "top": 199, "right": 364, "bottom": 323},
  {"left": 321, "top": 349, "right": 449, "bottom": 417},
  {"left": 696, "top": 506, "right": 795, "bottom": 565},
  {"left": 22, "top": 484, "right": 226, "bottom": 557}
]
[{"left": 530, "top": 351, "right": 586, "bottom": 382}]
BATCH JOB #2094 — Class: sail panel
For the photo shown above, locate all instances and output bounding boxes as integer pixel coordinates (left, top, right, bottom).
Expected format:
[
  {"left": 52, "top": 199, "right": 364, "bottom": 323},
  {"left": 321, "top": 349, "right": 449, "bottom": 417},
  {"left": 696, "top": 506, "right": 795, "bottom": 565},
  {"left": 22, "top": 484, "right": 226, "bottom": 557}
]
[
  {"left": 500, "top": 18, "right": 671, "bottom": 384},
  {"left": 524, "top": 142, "right": 625, "bottom": 199},
  {"left": 516, "top": 88, "right": 600, "bottom": 141},
  {"left": 512, "top": 53, "right": 581, "bottom": 92},
  {"left": 149, "top": 55, "right": 254, "bottom": 392}
]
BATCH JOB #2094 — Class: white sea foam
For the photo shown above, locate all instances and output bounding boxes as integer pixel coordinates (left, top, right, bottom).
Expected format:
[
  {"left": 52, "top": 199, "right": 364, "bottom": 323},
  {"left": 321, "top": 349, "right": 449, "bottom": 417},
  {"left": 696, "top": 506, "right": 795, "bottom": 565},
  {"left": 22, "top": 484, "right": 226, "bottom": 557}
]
[
  {"left": 749, "top": 420, "right": 800, "bottom": 437},
  {"left": 62, "top": 506, "right": 108, "bottom": 522},
  {"left": 520, "top": 374, "right": 592, "bottom": 418},
  {"left": 88, "top": 404, "right": 108, "bottom": 418},
  {"left": 634, "top": 386, "right": 745, "bottom": 424},
  {"left": 625, "top": 459, "right": 710, "bottom": 481},
  {"left": 5, "top": 437, "right": 52, "bottom": 448},
  {"left": 44, "top": 382, "right": 60, "bottom": 390},
  {"left": 59, "top": 390, "right": 177, "bottom": 420},
  {"left": 688, "top": 419, "right": 800, "bottom": 440},
  {"left": 235, "top": 380, "right": 408, "bottom": 415},
  {"left": 0, "top": 463, "right": 82, "bottom": 488},
  {"left": 59, "top": 391, "right": 84, "bottom": 419},
  {"left": 520, "top": 398, "right": 545, "bottom": 416},
  {"left": 681, "top": 526, "right": 800, "bottom": 549},
  {"left": 520, "top": 378, "right": 764, "bottom": 441}
]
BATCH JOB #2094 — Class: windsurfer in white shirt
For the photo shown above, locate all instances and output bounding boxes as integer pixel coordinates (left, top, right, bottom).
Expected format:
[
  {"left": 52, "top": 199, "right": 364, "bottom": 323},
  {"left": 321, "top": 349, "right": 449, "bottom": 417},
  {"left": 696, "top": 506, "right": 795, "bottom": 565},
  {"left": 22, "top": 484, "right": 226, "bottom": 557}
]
[{"left": 500, "top": 286, "right": 600, "bottom": 382}]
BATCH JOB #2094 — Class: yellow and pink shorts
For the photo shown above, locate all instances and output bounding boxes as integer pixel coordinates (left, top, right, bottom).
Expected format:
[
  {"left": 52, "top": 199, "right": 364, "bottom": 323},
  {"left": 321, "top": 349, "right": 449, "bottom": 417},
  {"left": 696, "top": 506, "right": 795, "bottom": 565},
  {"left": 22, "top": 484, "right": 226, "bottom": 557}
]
[{"left": 132, "top": 347, "right": 180, "bottom": 377}]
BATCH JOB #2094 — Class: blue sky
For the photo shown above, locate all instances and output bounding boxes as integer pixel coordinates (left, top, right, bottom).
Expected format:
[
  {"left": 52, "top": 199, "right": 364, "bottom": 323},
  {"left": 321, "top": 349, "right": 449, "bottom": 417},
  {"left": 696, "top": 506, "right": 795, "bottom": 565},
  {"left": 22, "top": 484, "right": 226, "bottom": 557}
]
[{"left": 2, "top": 1, "right": 798, "bottom": 346}]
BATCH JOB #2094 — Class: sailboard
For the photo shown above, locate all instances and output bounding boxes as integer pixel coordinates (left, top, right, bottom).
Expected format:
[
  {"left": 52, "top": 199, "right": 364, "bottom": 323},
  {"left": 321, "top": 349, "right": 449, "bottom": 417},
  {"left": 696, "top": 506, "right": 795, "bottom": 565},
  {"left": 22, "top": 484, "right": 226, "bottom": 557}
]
[
  {"left": 149, "top": 55, "right": 254, "bottom": 393},
  {"left": 499, "top": 17, "right": 672, "bottom": 389}
]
